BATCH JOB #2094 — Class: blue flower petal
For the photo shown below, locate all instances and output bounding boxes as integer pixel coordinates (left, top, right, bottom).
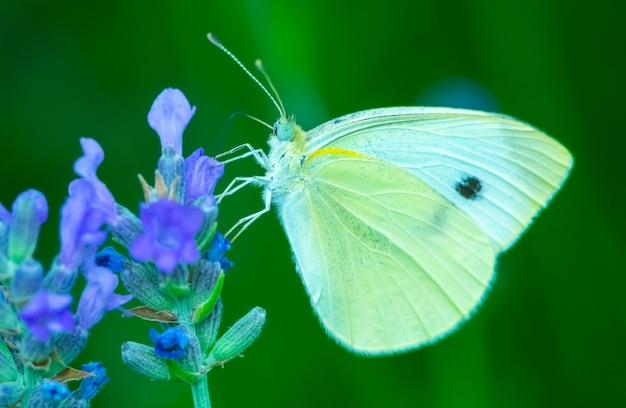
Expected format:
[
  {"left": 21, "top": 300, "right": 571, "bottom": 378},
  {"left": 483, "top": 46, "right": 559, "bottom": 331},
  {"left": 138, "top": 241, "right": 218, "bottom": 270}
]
[
  {"left": 148, "top": 88, "right": 196, "bottom": 156},
  {"left": 150, "top": 327, "right": 189, "bottom": 359}
]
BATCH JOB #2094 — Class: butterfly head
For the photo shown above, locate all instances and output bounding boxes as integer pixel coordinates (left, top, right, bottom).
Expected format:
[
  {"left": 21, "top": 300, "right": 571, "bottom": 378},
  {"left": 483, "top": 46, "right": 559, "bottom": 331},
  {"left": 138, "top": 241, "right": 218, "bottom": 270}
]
[
  {"left": 272, "top": 116, "right": 307, "bottom": 147},
  {"left": 273, "top": 118, "right": 295, "bottom": 141}
]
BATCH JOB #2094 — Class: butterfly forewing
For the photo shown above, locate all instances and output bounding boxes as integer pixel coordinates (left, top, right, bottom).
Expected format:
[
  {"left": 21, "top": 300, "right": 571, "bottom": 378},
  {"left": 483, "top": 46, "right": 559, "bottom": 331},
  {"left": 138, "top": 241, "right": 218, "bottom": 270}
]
[{"left": 305, "top": 107, "right": 573, "bottom": 253}]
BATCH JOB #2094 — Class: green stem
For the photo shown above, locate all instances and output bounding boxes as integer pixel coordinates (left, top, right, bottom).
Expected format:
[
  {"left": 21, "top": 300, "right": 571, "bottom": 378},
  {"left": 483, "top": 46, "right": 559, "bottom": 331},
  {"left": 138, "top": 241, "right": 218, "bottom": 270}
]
[
  {"left": 191, "top": 375, "right": 211, "bottom": 408},
  {"left": 184, "top": 293, "right": 210, "bottom": 408}
]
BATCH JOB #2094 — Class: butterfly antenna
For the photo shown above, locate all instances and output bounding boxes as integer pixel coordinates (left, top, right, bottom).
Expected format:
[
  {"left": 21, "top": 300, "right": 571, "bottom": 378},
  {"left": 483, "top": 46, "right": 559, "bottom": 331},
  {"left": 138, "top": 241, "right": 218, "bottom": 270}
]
[
  {"left": 255, "top": 59, "right": 287, "bottom": 120},
  {"left": 214, "top": 112, "right": 273, "bottom": 154},
  {"left": 208, "top": 33, "right": 285, "bottom": 119}
]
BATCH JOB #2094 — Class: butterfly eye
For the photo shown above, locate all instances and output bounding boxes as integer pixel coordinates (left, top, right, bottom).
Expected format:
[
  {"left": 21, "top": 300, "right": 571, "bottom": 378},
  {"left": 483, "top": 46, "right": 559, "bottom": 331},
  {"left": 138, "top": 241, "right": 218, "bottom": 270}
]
[{"left": 274, "top": 121, "right": 295, "bottom": 141}]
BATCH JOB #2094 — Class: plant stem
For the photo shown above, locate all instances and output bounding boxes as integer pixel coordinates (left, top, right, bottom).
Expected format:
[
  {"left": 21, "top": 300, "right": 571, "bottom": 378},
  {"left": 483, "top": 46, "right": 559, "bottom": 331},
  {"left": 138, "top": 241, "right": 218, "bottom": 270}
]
[{"left": 191, "top": 376, "right": 211, "bottom": 408}]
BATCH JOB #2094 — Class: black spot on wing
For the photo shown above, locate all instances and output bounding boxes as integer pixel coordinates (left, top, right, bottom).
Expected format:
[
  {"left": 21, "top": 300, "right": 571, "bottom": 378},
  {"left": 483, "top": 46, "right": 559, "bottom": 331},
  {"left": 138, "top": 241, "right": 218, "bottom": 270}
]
[{"left": 455, "top": 176, "right": 482, "bottom": 200}]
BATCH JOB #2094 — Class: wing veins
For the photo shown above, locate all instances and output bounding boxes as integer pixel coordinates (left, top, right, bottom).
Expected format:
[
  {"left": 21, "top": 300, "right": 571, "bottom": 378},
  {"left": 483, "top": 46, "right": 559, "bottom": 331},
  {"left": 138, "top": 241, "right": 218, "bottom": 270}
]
[
  {"left": 310, "top": 186, "right": 393, "bottom": 346},
  {"left": 315, "top": 178, "right": 483, "bottom": 324},
  {"left": 304, "top": 188, "right": 355, "bottom": 345}
]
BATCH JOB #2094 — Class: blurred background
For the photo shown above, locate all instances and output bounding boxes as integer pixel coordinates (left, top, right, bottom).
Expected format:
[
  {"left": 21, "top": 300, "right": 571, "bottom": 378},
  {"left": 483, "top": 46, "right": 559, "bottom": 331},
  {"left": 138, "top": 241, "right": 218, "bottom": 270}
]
[{"left": 1, "top": 0, "right": 624, "bottom": 407}]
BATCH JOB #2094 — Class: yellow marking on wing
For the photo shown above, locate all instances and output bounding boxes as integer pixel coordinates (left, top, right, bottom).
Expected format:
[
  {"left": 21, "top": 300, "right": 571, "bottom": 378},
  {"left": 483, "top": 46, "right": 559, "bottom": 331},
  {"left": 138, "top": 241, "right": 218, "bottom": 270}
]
[{"left": 306, "top": 147, "right": 366, "bottom": 162}]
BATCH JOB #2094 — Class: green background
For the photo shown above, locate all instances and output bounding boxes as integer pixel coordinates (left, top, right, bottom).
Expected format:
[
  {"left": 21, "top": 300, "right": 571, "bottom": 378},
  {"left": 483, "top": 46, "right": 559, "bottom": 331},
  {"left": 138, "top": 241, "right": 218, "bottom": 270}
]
[{"left": 2, "top": 0, "right": 624, "bottom": 407}]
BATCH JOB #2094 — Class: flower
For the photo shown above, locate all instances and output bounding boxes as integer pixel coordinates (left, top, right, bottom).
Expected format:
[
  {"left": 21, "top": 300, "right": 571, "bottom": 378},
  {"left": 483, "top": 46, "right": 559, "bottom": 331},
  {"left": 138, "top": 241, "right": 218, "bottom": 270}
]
[
  {"left": 95, "top": 246, "right": 126, "bottom": 273},
  {"left": 76, "top": 266, "right": 132, "bottom": 331},
  {"left": 184, "top": 148, "right": 224, "bottom": 203},
  {"left": 40, "top": 380, "right": 71, "bottom": 401},
  {"left": 60, "top": 138, "right": 117, "bottom": 270},
  {"left": 73, "top": 138, "right": 117, "bottom": 224},
  {"left": 150, "top": 327, "right": 189, "bottom": 359},
  {"left": 149, "top": 88, "right": 196, "bottom": 155},
  {"left": 75, "top": 362, "right": 109, "bottom": 400},
  {"left": 59, "top": 181, "right": 107, "bottom": 270},
  {"left": 208, "top": 232, "right": 233, "bottom": 272},
  {"left": 129, "top": 200, "right": 204, "bottom": 273},
  {"left": 19, "top": 291, "right": 74, "bottom": 341}
]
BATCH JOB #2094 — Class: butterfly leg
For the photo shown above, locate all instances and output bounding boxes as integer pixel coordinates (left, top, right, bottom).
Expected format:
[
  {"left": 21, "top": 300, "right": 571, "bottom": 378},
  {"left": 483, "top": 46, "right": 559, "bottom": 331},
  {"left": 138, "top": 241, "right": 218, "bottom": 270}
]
[
  {"left": 216, "top": 143, "right": 270, "bottom": 168},
  {"left": 224, "top": 188, "right": 272, "bottom": 242},
  {"left": 216, "top": 175, "right": 270, "bottom": 204}
]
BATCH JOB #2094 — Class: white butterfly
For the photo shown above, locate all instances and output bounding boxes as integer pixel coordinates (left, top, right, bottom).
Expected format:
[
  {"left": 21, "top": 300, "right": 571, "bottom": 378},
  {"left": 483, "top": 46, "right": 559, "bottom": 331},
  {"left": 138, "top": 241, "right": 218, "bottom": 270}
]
[{"left": 210, "top": 34, "right": 573, "bottom": 355}]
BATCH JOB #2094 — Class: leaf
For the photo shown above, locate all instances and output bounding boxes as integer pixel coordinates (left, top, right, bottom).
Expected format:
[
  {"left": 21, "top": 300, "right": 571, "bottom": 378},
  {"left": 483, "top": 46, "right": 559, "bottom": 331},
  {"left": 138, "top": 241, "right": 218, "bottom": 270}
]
[{"left": 128, "top": 306, "right": 178, "bottom": 323}]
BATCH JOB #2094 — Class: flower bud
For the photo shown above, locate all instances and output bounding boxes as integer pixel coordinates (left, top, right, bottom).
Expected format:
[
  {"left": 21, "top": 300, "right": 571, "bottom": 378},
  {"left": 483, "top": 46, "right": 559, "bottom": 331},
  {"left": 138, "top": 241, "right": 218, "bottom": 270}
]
[
  {"left": 107, "top": 204, "right": 143, "bottom": 248},
  {"left": 0, "top": 338, "right": 18, "bottom": 381},
  {"left": 8, "top": 189, "right": 48, "bottom": 264},
  {"left": 207, "top": 307, "right": 266, "bottom": 366},
  {"left": 41, "top": 259, "right": 78, "bottom": 294},
  {"left": 12, "top": 258, "right": 44, "bottom": 302},
  {"left": 121, "top": 341, "right": 170, "bottom": 381},
  {"left": 28, "top": 380, "right": 71, "bottom": 407},
  {"left": 0, "top": 291, "right": 19, "bottom": 331},
  {"left": 54, "top": 328, "right": 89, "bottom": 367},
  {"left": 196, "top": 300, "right": 222, "bottom": 353},
  {"left": 0, "top": 381, "right": 25, "bottom": 406},
  {"left": 120, "top": 259, "right": 173, "bottom": 311}
]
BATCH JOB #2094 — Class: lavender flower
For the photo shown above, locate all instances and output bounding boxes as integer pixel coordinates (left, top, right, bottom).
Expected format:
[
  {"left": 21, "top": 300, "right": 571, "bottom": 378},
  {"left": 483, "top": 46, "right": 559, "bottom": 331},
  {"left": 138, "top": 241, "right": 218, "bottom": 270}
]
[
  {"left": 75, "top": 362, "right": 109, "bottom": 400},
  {"left": 129, "top": 200, "right": 204, "bottom": 273},
  {"left": 208, "top": 232, "right": 234, "bottom": 271},
  {"left": 1, "top": 85, "right": 269, "bottom": 408},
  {"left": 73, "top": 138, "right": 117, "bottom": 224},
  {"left": 118, "top": 88, "right": 265, "bottom": 408},
  {"left": 1, "top": 87, "right": 266, "bottom": 407},
  {"left": 76, "top": 266, "right": 132, "bottom": 331},
  {"left": 184, "top": 148, "right": 224, "bottom": 204},
  {"left": 150, "top": 327, "right": 189, "bottom": 359},
  {"left": 40, "top": 381, "right": 71, "bottom": 402},
  {"left": 19, "top": 291, "right": 74, "bottom": 342},
  {"left": 95, "top": 246, "right": 126, "bottom": 273},
  {"left": 60, "top": 138, "right": 116, "bottom": 271},
  {"left": 0, "top": 135, "right": 129, "bottom": 406},
  {"left": 149, "top": 88, "right": 196, "bottom": 155}
]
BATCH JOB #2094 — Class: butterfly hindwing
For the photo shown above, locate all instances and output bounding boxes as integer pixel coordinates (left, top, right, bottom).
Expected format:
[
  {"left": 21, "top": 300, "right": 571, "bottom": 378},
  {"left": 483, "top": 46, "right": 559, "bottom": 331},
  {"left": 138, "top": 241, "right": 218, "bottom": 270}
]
[{"left": 277, "top": 148, "right": 495, "bottom": 354}]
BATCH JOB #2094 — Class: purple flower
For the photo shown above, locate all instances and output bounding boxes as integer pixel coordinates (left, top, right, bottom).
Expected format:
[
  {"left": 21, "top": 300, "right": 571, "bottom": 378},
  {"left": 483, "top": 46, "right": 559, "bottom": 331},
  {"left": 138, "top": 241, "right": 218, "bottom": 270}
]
[
  {"left": 150, "top": 327, "right": 189, "bottom": 359},
  {"left": 77, "top": 266, "right": 132, "bottom": 331},
  {"left": 129, "top": 200, "right": 204, "bottom": 273},
  {"left": 184, "top": 148, "right": 224, "bottom": 204},
  {"left": 148, "top": 88, "right": 196, "bottom": 156},
  {"left": 76, "top": 362, "right": 109, "bottom": 400},
  {"left": 60, "top": 138, "right": 116, "bottom": 270},
  {"left": 73, "top": 138, "right": 116, "bottom": 224},
  {"left": 60, "top": 181, "right": 106, "bottom": 270},
  {"left": 19, "top": 291, "right": 74, "bottom": 341}
]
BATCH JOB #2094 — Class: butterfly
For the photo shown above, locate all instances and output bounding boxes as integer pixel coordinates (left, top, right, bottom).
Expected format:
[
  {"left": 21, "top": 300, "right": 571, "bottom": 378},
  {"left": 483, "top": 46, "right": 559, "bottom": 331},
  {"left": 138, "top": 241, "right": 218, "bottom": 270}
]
[{"left": 209, "top": 34, "right": 573, "bottom": 355}]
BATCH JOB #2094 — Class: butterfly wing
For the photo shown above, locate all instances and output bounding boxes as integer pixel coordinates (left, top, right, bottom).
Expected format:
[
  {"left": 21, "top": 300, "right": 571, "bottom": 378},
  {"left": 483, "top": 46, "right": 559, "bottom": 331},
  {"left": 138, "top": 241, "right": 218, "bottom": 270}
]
[
  {"left": 277, "top": 149, "right": 495, "bottom": 354},
  {"left": 305, "top": 107, "right": 573, "bottom": 252}
]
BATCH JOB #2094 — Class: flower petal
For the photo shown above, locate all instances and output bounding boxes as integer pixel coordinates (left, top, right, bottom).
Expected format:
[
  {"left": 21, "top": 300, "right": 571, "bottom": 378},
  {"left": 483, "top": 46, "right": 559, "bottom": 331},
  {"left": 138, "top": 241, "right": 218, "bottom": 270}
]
[{"left": 148, "top": 89, "right": 196, "bottom": 156}]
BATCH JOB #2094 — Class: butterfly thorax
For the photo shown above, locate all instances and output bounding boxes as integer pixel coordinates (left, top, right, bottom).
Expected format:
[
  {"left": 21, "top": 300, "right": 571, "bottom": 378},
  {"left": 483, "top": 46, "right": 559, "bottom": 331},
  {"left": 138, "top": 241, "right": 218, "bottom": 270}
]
[{"left": 266, "top": 121, "right": 308, "bottom": 202}]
